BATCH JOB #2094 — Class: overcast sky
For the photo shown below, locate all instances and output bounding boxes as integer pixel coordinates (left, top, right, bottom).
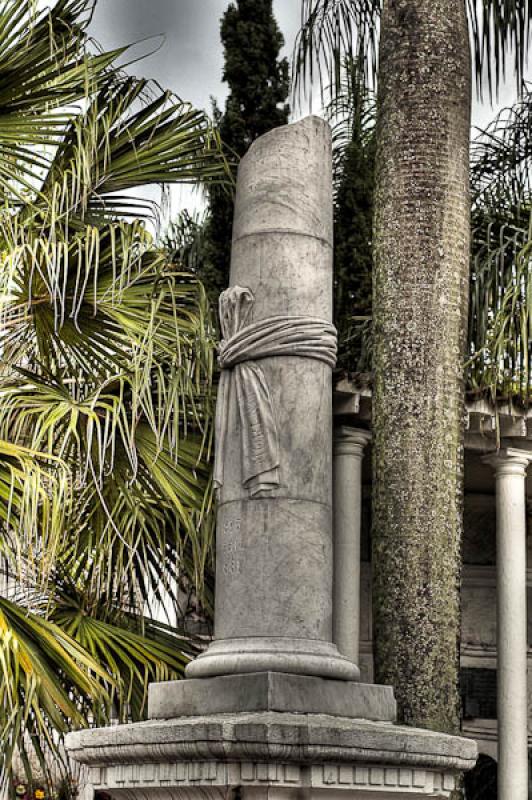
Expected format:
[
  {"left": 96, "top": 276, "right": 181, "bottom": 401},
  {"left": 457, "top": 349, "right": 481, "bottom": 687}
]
[
  {"left": 88, "top": 1, "right": 302, "bottom": 113},
  {"left": 82, "top": 1, "right": 304, "bottom": 221},
  {"left": 38, "top": 1, "right": 529, "bottom": 221},
  {"left": 86, "top": 1, "right": 526, "bottom": 123}
]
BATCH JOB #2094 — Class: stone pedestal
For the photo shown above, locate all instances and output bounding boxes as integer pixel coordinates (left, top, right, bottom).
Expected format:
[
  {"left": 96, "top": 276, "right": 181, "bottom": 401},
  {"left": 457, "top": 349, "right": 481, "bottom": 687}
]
[
  {"left": 148, "top": 672, "right": 396, "bottom": 720},
  {"left": 65, "top": 117, "right": 477, "bottom": 799},
  {"left": 68, "top": 712, "right": 477, "bottom": 800}
]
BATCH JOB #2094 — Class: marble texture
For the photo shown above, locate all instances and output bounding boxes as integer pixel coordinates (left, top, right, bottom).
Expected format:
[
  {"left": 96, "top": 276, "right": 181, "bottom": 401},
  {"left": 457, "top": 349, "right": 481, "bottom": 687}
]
[
  {"left": 186, "top": 116, "right": 358, "bottom": 681},
  {"left": 482, "top": 449, "right": 532, "bottom": 800},
  {"left": 333, "top": 427, "right": 371, "bottom": 664}
]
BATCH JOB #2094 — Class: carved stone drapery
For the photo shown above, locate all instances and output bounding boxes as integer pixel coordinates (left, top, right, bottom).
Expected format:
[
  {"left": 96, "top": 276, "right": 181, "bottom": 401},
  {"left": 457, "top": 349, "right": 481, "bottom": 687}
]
[{"left": 214, "top": 285, "right": 337, "bottom": 497}]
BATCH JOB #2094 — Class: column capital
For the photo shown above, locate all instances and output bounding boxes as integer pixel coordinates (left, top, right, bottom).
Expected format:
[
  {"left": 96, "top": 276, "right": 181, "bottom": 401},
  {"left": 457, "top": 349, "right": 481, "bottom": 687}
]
[
  {"left": 334, "top": 426, "right": 371, "bottom": 458},
  {"left": 481, "top": 447, "right": 532, "bottom": 477}
]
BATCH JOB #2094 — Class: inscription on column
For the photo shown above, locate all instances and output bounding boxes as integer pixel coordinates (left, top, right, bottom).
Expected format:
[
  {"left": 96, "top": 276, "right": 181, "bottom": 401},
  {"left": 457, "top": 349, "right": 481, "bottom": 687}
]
[{"left": 223, "top": 516, "right": 242, "bottom": 576}]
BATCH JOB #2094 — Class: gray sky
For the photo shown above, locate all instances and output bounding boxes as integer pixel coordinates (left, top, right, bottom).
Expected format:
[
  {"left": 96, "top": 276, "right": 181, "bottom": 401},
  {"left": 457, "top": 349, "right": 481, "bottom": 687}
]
[
  {"left": 86, "top": 1, "right": 524, "bottom": 126},
  {"left": 39, "top": 0, "right": 530, "bottom": 219},
  {"left": 83, "top": 1, "right": 304, "bottom": 220},
  {"left": 88, "top": 1, "right": 302, "bottom": 115}
]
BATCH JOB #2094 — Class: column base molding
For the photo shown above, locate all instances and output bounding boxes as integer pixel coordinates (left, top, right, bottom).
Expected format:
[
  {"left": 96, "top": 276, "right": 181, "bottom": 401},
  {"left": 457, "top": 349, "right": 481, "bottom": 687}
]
[{"left": 185, "top": 637, "right": 360, "bottom": 682}]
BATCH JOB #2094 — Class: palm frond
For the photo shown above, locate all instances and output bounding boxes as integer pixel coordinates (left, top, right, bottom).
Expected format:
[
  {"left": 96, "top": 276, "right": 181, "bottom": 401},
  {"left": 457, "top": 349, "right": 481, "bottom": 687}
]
[
  {"left": 163, "top": 210, "right": 210, "bottom": 275},
  {"left": 41, "top": 78, "right": 227, "bottom": 221},
  {"left": 468, "top": 86, "right": 532, "bottom": 401},
  {"left": 323, "top": 58, "right": 376, "bottom": 196},
  {"left": 0, "top": 1, "right": 221, "bottom": 791},
  {"left": 294, "top": 0, "right": 532, "bottom": 105},
  {"left": 0, "top": 439, "right": 69, "bottom": 587},
  {"left": 467, "top": 0, "right": 532, "bottom": 99},
  {"left": 0, "top": 0, "right": 124, "bottom": 203},
  {"left": 50, "top": 581, "right": 199, "bottom": 721},
  {"left": 293, "top": 0, "right": 380, "bottom": 107},
  {"left": 0, "top": 594, "right": 109, "bottom": 790}
]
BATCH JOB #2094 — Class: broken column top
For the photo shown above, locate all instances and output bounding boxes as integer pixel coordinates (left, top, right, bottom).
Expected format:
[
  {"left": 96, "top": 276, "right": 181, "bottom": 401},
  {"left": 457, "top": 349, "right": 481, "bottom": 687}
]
[{"left": 231, "top": 115, "right": 333, "bottom": 321}]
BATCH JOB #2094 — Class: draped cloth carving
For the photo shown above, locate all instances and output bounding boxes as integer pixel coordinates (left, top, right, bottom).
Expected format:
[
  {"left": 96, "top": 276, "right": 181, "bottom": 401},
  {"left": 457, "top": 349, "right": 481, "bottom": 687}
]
[{"left": 214, "top": 286, "right": 337, "bottom": 497}]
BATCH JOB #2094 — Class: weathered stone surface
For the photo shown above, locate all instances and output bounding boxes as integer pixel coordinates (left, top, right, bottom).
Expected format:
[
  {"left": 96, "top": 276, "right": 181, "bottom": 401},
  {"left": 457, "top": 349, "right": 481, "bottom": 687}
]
[
  {"left": 67, "top": 711, "right": 478, "bottom": 770},
  {"left": 66, "top": 712, "right": 477, "bottom": 799},
  {"left": 333, "top": 427, "right": 371, "bottom": 664},
  {"left": 186, "top": 116, "right": 358, "bottom": 682},
  {"left": 148, "top": 672, "right": 396, "bottom": 720},
  {"left": 76, "top": 763, "right": 467, "bottom": 800}
]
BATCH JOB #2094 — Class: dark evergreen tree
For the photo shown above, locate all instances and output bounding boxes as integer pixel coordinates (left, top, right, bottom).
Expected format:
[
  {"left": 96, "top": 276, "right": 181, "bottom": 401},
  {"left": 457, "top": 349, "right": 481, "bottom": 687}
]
[{"left": 204, "top": 0, "right": 290, "bottom": 301}]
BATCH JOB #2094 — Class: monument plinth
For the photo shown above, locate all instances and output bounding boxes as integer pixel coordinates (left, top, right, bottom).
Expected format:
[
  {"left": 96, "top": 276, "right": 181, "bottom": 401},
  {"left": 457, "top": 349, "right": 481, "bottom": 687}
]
[{"left": 66, "top": 117, "right": 477, "bottom": 799}]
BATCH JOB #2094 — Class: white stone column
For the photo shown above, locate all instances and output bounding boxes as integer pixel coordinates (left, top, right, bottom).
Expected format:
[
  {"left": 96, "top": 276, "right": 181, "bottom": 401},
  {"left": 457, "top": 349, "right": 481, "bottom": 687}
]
[
  {"left": 186, "top": 116, "right": 359, "bottom": 682},
  {"left": 333, "top": 426, "right": 370, "bottom": 665},
  {"left": 482, "top": 448, "right": 532, "bottom": 800}
]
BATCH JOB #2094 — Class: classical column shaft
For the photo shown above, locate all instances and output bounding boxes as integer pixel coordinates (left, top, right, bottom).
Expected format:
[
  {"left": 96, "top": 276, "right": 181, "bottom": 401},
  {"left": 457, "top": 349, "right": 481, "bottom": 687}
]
[
  {"left": 333, "top": 427, "right": 370, "bottom": 664},
  {"left": 483, "top": 448, "right": 531, "bottom": 800},
  {"left": 187, "top": 117, "right": 358, "bottom": 681}
]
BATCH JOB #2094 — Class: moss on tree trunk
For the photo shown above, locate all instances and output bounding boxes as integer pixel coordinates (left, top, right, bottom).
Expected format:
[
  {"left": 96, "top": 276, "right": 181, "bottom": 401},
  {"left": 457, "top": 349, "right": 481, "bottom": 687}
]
[{"left": 372, "top": 0, "right": 471, "bottom": 734}]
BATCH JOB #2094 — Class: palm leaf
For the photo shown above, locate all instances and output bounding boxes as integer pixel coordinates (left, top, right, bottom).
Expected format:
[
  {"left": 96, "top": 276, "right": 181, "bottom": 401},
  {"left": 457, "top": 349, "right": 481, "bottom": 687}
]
[
  {"left": 51, "top": 582, "right": 200, "bottom": 721},
  {"left": 0, "top": 439, "right": 68, "bottom": 586},
  {"left": 468, "top": 86, "right": 532, "bottom": 401},
  {"left": 0, "top": 594, "right": 109, "bottom": 789},
  {"left": 0, "top": 1, "right": 222, "bottom": 791},
  {"left": 293, "top": 0, "right": 380, "bottom": 106},
  {"left": 294, "top": 0, "right": 532, "bottom": 103},
  {"left": 41, "top": 77, "right": 227, "bottom": 221},
  {"left": 467, "top": 0, "right": 532, "bottom": 99},
  {"left": 0, "top": 0, "right": 124, "bottom": 203}
]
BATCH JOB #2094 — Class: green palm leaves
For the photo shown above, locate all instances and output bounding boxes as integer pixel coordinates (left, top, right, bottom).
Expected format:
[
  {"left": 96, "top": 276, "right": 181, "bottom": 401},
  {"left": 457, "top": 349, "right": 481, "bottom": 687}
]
[
  {"left": 294, "top": 0, "right": 532, "bottom": 104},
  {"left": 0, "top": 596, "right": 109, "bottom": 792},
  {"left": 295, "top": 0, "right": 532, "bottom": 402},
  {"left": 468, "top": 87, "right": 532, "bottom": 402},
  {"left": 0, "top": 0, "right": 226, "bottom": 792},
  {"left": 0, "top": 0, "right": 123, "bottom": 203}
]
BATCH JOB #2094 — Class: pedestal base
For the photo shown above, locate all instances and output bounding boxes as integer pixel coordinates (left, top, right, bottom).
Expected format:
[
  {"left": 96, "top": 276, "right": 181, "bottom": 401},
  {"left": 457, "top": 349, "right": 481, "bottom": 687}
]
[
  {"left": 66, "top": 711, "right": 477, "bottom": 800},
  {"left": 148, "top": 672, "right": 396, "bottom": 721}
]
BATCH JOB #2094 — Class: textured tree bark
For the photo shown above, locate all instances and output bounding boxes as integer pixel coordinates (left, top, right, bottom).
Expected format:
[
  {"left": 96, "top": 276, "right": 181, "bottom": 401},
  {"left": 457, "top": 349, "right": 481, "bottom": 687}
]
[{"left": 372, "top": 0, "right": 471, "bottom": 733}]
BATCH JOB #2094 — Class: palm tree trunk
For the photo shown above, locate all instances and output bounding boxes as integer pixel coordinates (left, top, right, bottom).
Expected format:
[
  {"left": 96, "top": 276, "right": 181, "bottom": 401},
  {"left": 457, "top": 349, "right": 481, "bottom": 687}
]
[{"left": 372, "top": 0, "right": 471, "bottom": 733}]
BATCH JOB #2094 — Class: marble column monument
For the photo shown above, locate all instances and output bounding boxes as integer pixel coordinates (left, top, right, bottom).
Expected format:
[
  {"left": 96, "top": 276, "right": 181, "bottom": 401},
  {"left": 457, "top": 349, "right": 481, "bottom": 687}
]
[
  {"left": 66, "top": 117, "right": 477, "bottom": 800},
  {"left": 185, "top": 116, "right": 359, "bottom": 682}
]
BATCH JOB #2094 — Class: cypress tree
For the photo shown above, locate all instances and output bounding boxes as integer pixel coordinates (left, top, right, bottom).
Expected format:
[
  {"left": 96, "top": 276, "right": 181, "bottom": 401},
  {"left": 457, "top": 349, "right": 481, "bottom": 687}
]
[{"left": 204, "top": 0, "right": 290, "bottom": 299}]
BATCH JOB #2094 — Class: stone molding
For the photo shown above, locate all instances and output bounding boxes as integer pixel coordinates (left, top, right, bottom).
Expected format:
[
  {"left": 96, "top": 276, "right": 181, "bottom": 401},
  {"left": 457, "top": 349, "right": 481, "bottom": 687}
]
[
  {"left": 334, "top": 427, "right": 371, "bottom": 458},
  {"left": 66, "top": 712, "right": 477, "bottom": 773},
  {"left": 481, "top": 447, "right": 532, "bottom": 477},
  {"left": 186, "top": 636, "right": 360, "bottom": 682},
  {"left": 84, "top": 759, "right": 460, "bottom": 798}
]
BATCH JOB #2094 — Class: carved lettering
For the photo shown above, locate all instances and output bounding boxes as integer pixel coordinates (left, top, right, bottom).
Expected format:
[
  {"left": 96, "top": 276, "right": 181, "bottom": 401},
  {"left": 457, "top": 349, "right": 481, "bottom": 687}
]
[{"left": 223, "top": 517, "right": 242, "bottom": 576}]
